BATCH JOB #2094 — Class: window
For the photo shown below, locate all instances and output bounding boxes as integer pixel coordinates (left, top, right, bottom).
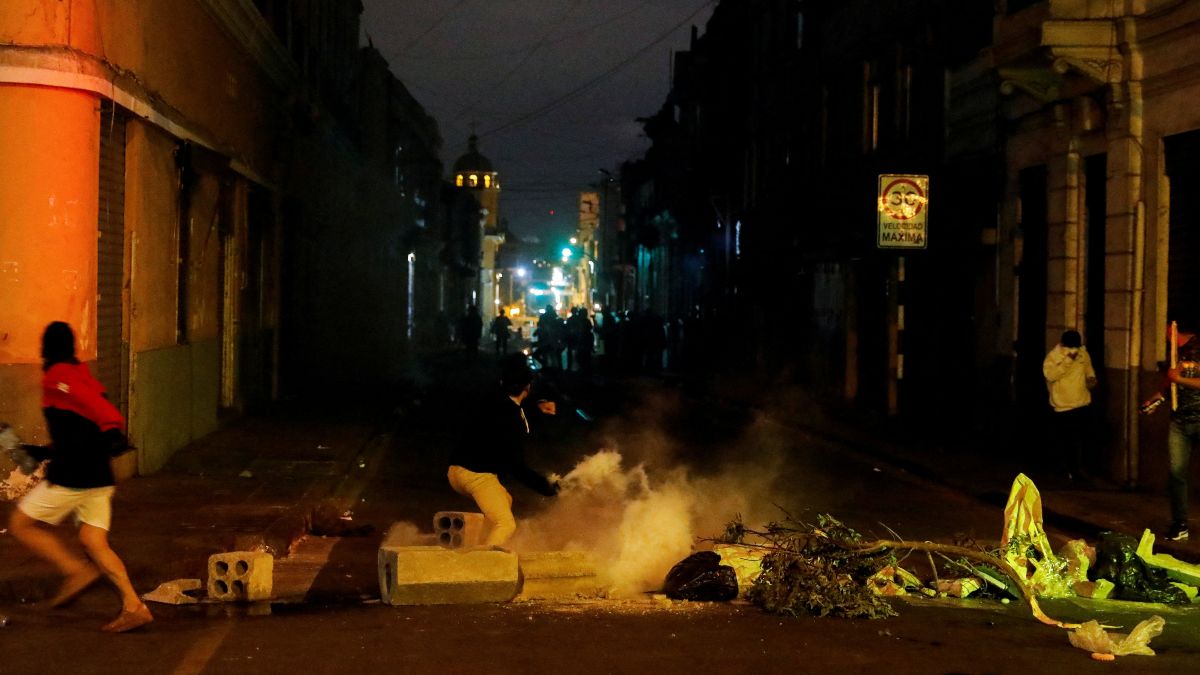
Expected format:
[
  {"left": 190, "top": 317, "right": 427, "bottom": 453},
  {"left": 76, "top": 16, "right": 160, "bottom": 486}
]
[
  {"left": 820, "top": 85, "right": 829, "bottom": 168},
  {"left": 863, "top": 61, "right": 880, "bottom": 153},
  {"left": 895, "top": 51, "right": 912, "bottom": 140},
  {"left": 469, "top": 174, "right": 479, "bottom": 187},
  {"left": 484, "top": 175, "right": 491, "bottom": 188},
  {"left": 456, "top": 174, "right": 464, "bottom": 187}
]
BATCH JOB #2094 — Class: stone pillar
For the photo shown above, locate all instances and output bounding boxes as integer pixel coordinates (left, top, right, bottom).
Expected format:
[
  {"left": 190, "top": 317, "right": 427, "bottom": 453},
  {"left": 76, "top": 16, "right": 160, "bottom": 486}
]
[
  {"left": 1045, "top": 126, "right": 1084, "bottom": 348},
  {"left": 1107, "top": 75, "right": 1146, "bottom": 485}
]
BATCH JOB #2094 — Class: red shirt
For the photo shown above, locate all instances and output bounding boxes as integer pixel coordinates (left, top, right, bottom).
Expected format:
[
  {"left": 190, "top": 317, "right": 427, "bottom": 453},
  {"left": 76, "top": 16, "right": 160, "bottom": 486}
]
[
  {"left": 43, "top": 362, "right": 124, "bottom": 432},
  {"left": 41, "top": 361, "right": 125, "bottom": 488}
]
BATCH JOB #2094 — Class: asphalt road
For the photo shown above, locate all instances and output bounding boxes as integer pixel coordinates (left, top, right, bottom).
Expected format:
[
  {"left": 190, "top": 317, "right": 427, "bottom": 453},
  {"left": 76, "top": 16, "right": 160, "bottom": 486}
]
[
  {"left": 2, "top": 594, "right": 1197, "bottom": 674},
  {"left": 1, "top": 353, "right": 1197, "bottom": 673}
]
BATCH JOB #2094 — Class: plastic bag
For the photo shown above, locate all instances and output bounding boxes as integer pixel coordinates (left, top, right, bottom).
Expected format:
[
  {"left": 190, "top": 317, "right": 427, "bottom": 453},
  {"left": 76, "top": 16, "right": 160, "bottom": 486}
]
[
  {"left": 1000, "top": 473, "right": 1076, "bottom": 597},
  {"left": 1068, "top": 615, "right": 1165, "bottom": 657},
  {"left": 1093, "top": 532, "right": 1189, "bottom": 604},
  {"left": 662, "top": 551, "right": 739, "bottom": 601}
]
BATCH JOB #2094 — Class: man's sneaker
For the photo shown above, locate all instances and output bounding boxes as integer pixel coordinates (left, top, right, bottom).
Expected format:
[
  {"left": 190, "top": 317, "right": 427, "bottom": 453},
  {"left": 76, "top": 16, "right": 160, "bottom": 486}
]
[{"left": 1165, "top": 522, "right": 1189, "bottom": 542}]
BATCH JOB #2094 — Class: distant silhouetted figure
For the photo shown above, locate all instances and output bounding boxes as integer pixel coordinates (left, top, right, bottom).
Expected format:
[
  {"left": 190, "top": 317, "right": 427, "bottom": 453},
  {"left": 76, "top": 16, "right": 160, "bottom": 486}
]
[
  {"left": 490, "top": 313, "right": 512, "bottom": 355},
  {"left": 535, "top": 305, "right": 563, "bottom": 370},
  {"left": 598, "top": 307, "right": 619, "bottom": 372},
  {"left": 458, "top": 305, "right": 483, "bottom": 362},
  {"left": 568, "top": 307, "right": 594, "bottom": 376},
  {"left": 642, "top": 310, "right": 666, "bottom": 373}
]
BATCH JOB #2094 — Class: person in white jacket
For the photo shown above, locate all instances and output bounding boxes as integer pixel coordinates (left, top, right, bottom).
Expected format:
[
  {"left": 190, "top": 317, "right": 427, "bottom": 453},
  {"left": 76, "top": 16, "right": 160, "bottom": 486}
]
[{"left": 1043, "top": 330, "right": 1098, "bottom": 485}]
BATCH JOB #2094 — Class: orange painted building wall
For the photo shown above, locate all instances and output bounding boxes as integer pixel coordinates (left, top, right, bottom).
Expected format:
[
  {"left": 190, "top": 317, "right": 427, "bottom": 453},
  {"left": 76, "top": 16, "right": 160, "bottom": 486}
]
[
  {"left": 0, "top": 85, "right": 99, "bottom": 440},
  {"left": 1, "top": 0, "right": 285, "bottom": 470}
]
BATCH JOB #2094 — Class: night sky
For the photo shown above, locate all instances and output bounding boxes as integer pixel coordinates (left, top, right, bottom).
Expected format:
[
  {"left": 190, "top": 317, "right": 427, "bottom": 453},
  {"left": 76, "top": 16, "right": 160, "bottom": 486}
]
[{"left": 359, "top": 0, "right": 718, "bottom": 245}]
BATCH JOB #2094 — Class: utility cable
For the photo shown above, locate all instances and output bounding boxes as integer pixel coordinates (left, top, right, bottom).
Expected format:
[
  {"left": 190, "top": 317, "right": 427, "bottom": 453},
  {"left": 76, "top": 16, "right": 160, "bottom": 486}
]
[
  {"left": 401, "top": 2, "right": 648, "bottom": 63},
  {"left": 478, "top": 0, "right": 717, "bottom": 139},
  {"left": 456, "top": 0, "right": 585, "bottom": 121},
  {"left": 398, "top": 0, "right": 475, "bottom": 57}
]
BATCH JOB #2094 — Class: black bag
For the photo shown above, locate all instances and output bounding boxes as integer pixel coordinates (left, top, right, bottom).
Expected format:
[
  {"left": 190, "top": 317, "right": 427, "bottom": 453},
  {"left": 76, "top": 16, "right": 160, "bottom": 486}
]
[
  {"left": 662, "top": 551, "right": 739, "bottom": 601},
  {"left": 1093, "top": 531, "right": 1189, "bottom": 604}
]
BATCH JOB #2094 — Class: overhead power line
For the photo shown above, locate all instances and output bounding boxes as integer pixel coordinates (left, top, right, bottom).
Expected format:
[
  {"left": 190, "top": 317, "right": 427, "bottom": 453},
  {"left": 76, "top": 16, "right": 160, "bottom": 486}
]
[
  {"left": 479, "top": 0, "right": 716, "bottom": 139},
  {"left": 399, "top": 0, "right": 474, "bottom": 57}
]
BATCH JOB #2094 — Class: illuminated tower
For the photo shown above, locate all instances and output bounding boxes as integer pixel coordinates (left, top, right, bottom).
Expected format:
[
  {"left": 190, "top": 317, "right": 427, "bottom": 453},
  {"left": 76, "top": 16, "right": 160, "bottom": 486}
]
[{"left": 453, "top": 134, "right": 503, "bottom": 312}]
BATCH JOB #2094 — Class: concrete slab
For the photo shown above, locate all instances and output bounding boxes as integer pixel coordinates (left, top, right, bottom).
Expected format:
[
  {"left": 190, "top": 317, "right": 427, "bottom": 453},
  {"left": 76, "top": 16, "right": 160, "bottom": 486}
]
[
  {"left": 518, "top": 551, "right": 598, "bottom": 579},
  {"left": 378, "top": 545, "right": 519, "bottom": 605},
  {"left": 516, "top": 551, "right": 605, "bottom": 601}
]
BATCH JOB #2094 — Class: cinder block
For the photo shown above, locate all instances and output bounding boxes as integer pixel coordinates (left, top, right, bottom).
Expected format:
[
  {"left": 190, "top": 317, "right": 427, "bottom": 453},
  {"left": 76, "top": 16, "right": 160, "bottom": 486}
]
[
  {"left": 378, "top": 545, "right": 519, "bottom": 605},
  {"left": 516, "top": 551, "right": 604, "bottom": 601},
  {"left": 433, "top": 511, "right": 489, "bottom": 548},
  {"left": 208, "top": 551, "right": 274, "bottom": 602}
]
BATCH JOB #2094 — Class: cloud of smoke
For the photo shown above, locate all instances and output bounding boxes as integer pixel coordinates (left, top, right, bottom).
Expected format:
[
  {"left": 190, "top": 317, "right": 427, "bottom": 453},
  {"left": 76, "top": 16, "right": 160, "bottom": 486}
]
[{"left": 511, "top": 427, "right": 785, "bottom": 597}]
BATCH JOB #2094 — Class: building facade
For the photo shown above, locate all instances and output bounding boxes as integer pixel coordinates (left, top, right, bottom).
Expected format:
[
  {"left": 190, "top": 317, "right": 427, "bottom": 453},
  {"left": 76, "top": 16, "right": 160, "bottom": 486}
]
[
  {"left": 0, "top": 0, "right": 445, "bottom": 482},
  {"left": 625, "top": 0, "right": 1200, "bottom": 490},
  {"left": 957, "top": 0, "right": 1200, "bottom": 487}
]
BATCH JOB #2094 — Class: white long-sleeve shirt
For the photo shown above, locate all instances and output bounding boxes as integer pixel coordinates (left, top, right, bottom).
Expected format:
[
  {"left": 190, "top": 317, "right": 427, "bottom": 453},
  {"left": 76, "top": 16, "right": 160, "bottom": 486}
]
[{"left": 1043, "top": 344, "right": 1096, "bottom": 412}]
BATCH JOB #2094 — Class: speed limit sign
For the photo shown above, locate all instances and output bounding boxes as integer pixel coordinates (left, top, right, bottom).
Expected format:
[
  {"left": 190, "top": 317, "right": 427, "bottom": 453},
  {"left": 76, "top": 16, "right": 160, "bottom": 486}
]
[{"left": 877, "top": 174, "right": 928, "bottom": 249}]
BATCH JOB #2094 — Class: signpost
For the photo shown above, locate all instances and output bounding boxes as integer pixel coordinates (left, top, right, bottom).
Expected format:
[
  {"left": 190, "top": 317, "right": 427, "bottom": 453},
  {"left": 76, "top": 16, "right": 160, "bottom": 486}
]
[
  {"left": 877, "top": 174, "right": 929, "bottom": 249},
  {"left": 875, "top": 174, "right": 928, "bottom": 416}
]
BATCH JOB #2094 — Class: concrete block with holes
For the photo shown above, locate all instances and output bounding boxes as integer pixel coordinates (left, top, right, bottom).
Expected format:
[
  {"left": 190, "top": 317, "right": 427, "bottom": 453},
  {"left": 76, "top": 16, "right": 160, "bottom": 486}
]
[
  {"left": 377, "top": 545, "right": 519, "bottom": 605},
  {"left": 208, "top": 551, "right": 274, "bottom": 602},
  {"left": 433, "top": 511, "right": 489, "bottom": 548},
  {"left": 516, "top": 551, "right": 604, "bottom": 601}
]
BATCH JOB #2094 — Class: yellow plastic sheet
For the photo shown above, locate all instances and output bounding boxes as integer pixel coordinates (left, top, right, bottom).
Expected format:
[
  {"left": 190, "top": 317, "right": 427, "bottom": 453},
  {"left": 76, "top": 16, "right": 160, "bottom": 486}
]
[
  {"left": 1068, "top": 615, "right": 1165, "bottom": 657},
  {"left": 1001, "top": 473, "right": 1054, "bottom": 560}
]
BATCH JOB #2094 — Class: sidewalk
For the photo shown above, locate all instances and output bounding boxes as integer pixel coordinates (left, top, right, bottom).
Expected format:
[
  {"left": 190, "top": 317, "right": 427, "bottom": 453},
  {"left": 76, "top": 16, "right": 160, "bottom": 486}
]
[
  {"left": 716, "top": 375, "right": 1200, "bottom": 563},
  {"left": 0, "top": 397, "right": 388, "bottom": 606}
]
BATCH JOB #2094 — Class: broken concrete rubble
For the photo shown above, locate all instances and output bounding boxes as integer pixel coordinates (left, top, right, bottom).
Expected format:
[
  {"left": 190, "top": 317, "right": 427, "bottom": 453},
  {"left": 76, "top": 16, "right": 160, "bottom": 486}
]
[{"left": 143, "top": 579, "right": 202, "bottom": 605}]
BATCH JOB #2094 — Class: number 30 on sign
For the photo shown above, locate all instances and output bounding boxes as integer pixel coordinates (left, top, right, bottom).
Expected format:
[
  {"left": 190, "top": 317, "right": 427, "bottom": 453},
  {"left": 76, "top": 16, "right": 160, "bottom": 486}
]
[{"left": 877, "top": 174, "right": 928, "bottom": 249}]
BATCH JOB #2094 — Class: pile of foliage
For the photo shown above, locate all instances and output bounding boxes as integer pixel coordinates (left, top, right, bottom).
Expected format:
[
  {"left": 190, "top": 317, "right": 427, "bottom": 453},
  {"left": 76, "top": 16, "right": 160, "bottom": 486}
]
[{"left": 718, "top": 514, "right": 899, "bottom": 619}]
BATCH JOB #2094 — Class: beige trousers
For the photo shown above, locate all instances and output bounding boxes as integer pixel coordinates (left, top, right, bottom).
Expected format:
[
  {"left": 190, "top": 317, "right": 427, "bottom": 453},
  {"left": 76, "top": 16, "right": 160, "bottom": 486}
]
[{"left": 447, "top": 465, "right": 516, "bottom": 546}]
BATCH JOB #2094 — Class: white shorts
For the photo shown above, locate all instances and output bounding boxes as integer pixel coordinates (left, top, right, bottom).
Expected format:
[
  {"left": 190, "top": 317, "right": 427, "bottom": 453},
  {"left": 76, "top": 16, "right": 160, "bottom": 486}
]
[{"left": 17, "top": 482, "right": 115, "bottom": 530}]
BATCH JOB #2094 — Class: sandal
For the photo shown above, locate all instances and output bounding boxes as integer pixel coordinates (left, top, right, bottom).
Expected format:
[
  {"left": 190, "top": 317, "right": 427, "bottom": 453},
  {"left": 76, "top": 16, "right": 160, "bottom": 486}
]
[{"left": 101, "top": 603, "right": 154, "bottom": 633}]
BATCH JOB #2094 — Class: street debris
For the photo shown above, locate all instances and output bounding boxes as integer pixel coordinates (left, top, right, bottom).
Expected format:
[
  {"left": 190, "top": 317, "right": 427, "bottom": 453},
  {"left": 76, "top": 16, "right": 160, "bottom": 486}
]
[
  {"left": 143, "top": 579, "right": 203, "bottom": 605},
  {"left": 1, "top": 423, "right": 45, "bottom": 500},
  {"left": 662, "top": 551, "right": 738, "bottom": 601},
  {"left": 673, "top": 472, "right": 1195, "bottom": 660},
  {"left": 1069, "top": 615, "right": 1165, "bottom": 658}
]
